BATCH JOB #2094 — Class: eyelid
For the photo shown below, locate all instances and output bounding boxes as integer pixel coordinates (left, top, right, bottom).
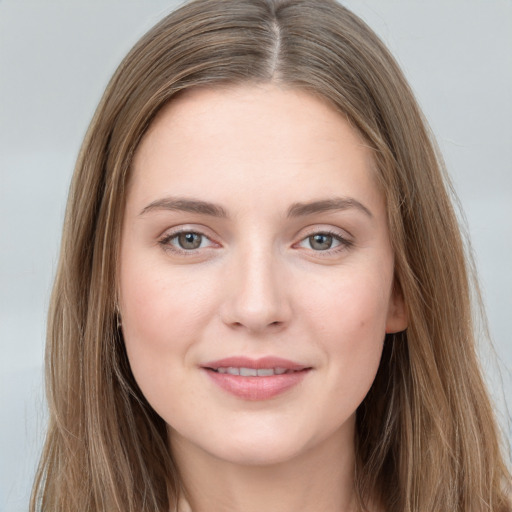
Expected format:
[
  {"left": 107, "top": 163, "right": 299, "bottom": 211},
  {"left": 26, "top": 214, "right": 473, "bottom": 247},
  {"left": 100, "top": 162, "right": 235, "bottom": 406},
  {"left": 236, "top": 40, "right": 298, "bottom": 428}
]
[
  {"left": 156, "top": 224, "right": 354, "bottom": 257},
  {"left": 158, "top": 225, "right": 221, "bottom": 255},
  {"left": 293, "top": 226, "right": 354, "bottom": 254}
]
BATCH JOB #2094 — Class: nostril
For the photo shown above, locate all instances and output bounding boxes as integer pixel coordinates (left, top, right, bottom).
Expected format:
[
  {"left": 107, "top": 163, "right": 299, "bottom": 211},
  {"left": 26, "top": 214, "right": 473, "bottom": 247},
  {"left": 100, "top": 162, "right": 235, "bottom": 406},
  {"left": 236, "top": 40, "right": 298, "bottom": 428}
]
[{"left": 228, "top": 320, "right": 283, "bottom": 331}]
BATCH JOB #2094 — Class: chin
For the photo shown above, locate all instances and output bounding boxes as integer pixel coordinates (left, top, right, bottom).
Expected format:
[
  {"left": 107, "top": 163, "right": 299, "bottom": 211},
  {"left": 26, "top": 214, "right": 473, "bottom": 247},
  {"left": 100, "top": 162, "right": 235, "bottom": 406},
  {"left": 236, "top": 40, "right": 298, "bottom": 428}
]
[{"left": 170, "top": 415, "right": 341, "bottom": 468}]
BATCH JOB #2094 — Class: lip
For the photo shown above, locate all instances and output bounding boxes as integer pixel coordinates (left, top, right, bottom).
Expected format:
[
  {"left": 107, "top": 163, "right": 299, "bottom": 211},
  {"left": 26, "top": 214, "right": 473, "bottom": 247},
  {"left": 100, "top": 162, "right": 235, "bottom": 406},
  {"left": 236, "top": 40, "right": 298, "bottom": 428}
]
[
  {"left": 201, "top": 356, "right": 312, "bottom": 401},
  {"left": 202, "top": 356, "right": 309, "bottom": 371}
]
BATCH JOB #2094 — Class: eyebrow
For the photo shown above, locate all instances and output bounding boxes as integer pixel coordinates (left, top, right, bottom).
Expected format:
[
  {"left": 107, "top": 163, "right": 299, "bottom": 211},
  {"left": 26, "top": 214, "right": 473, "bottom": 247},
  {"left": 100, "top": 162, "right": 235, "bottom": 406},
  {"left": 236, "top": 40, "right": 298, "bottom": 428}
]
[
  {"left": 139, "top": 196, "right": 372, "bottom": 219},
  {"left": 140, "top": 197, "right": 228, "bottom": 217},
  {"left": 286, "top": 197, "right": 373, "bottom": 218}
]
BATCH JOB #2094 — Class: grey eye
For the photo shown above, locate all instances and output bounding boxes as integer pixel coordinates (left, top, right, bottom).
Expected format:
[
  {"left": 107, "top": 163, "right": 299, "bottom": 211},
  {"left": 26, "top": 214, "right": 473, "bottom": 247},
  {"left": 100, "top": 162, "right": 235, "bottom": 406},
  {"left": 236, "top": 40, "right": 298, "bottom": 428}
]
[
  {"left": 177, "top": 232, "right": 203, "bottom": 250},
  {"left": 309, "top": 234, "right": 333, "bottom": 250}
]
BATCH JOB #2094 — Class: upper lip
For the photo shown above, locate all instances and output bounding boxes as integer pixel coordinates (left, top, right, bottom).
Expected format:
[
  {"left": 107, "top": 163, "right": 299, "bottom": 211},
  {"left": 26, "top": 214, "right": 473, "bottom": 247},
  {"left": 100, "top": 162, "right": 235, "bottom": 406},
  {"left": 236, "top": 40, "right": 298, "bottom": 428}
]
[{"left": 201, "top": 356, "right": 310, "bottom": 371}]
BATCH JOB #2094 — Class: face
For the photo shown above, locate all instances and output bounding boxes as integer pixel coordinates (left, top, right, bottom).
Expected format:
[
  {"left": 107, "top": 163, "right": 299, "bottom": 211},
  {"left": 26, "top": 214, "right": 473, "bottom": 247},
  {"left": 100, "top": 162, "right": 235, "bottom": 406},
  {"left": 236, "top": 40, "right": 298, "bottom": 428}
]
[{"left": 119, "top": 84, "right": 407, "bottom": 466}]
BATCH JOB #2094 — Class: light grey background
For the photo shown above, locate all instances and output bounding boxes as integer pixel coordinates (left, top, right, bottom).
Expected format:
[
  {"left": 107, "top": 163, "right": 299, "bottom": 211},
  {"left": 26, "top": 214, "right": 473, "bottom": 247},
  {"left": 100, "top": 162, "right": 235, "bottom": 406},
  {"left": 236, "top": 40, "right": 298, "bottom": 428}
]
[{"left": 1, "top": 1, "right": 511, "bottom": 510}]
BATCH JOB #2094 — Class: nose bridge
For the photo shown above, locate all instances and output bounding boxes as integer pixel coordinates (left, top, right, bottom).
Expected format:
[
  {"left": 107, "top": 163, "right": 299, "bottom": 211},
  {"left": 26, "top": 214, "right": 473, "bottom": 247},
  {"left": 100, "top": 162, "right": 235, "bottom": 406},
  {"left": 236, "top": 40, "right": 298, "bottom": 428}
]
[{"left": 221, "top": 239, "right": 290, "bottom": 332}]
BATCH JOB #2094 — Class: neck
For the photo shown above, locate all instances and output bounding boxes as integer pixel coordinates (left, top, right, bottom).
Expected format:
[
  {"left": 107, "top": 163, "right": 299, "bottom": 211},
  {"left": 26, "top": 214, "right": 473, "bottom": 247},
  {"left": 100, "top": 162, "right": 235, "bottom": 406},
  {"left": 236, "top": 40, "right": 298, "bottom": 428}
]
[{"left": 170, "top": 426, "right": 358, "bottom": 512}]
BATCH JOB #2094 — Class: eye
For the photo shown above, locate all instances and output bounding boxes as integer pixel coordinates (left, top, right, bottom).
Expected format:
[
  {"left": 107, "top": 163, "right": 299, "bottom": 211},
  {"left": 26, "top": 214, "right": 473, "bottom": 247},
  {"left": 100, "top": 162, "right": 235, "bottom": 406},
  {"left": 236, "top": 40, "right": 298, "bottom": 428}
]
[
  {"left": 175, "top": 232, "right": 204, "bottom": 250},
  {"left": 308, "top": 233, "right": 336, "bottom": 251},
  {"left": 296, "top": 230, "right": 351, "bottom": 252},
  {"left": 159, "top": 229, "right": 217, "bottom": 253}
]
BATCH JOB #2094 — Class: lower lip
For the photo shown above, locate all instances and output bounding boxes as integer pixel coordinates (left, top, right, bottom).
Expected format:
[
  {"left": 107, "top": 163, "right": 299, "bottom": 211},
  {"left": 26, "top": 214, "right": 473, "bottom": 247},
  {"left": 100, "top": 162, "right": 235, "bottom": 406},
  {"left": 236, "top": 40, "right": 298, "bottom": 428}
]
[{"left": 203, "top": 369, "right": 310, "bottom": 401}]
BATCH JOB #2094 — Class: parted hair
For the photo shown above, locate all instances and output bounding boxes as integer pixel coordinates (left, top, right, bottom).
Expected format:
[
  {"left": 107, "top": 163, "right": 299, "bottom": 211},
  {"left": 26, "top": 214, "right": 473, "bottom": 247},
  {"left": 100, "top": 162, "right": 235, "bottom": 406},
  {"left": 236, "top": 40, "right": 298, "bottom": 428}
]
[{"left": 31, "top": 1, "right": 511, "bottom": 511}]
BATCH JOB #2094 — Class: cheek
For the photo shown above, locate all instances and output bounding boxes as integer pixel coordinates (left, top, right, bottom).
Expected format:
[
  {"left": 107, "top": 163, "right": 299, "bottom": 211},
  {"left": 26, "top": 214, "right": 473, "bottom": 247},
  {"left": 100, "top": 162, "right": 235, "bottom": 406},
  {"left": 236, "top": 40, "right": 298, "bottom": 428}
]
[
  {"left": 300, "top": 269, "right": 391, "bottom": 392},
  {"left": 120, "top": 254, "right": 214, "bottom": 340},
  {"left": 118, "top": 256, "right": 215, "bottom": 398},
  {"left": 301, "top": 266, "right": 392, "bottom": 339}
]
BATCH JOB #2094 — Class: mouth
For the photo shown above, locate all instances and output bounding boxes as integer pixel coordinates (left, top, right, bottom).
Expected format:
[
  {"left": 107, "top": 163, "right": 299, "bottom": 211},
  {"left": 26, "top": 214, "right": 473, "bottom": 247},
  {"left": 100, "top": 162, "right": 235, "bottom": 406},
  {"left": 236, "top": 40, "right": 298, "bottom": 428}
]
[
  {"left": 201, "top": 356, "right": 312, "bottom": 400},
  {"left": 201, "top": 356, "right": 311, "bottom": 374},
  {"left": 206, "top": 367, "right": 305, "bottom": 376}
]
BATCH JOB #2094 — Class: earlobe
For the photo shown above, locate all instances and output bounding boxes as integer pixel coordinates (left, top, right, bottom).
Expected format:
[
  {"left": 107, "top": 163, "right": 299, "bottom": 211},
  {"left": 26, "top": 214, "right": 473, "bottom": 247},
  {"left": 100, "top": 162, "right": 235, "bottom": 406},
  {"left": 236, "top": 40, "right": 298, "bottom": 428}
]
[{"left": 385, "top": 288, "right": 408, "bottom": 334}]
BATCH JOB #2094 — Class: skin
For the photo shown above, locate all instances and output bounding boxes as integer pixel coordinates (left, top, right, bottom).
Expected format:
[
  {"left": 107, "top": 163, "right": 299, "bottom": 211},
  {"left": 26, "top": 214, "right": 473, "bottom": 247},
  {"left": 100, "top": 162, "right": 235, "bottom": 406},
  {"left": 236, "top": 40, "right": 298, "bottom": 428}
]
[{"left": 119, "top": 84, "right": 407, "bottom": 512}]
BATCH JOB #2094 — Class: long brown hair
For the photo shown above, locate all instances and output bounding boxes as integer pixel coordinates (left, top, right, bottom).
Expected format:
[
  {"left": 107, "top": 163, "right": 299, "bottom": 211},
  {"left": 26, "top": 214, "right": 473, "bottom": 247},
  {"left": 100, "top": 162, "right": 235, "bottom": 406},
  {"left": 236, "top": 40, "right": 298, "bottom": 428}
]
[{"left": 31, "top": 0, "right": 511, "bottom": 510}]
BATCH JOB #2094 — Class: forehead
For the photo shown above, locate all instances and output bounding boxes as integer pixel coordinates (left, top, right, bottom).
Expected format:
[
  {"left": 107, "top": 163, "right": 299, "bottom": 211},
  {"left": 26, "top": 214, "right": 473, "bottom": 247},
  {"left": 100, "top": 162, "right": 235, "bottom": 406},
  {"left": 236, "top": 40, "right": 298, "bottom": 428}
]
[
  {"left": 142, "top": 84, "right": 366, "bottom": 151},
  {"left": 128, "top": 84, "right": 383, "bottom": 217}
]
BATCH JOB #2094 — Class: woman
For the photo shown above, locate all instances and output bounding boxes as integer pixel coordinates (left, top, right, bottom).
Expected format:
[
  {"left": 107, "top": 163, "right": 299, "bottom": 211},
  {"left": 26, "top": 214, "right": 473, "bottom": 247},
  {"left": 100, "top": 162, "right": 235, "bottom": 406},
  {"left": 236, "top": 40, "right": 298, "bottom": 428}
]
[{"left": 30, "top": 0, "right": 511, "bottom": 511}]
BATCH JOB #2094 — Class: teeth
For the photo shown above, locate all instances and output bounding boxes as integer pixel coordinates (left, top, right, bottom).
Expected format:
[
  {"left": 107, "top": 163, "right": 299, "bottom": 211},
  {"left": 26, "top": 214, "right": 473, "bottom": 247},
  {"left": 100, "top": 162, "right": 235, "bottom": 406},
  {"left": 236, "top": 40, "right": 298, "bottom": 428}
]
[
  {"left": 240, "top": 367, "right": 258, "bottom": 376},
  {"left": 213, "top": 367, "right": 297, "bottom": 376},
  {"left": 257, "top": 368, "right": 274, "bottom": 376}
]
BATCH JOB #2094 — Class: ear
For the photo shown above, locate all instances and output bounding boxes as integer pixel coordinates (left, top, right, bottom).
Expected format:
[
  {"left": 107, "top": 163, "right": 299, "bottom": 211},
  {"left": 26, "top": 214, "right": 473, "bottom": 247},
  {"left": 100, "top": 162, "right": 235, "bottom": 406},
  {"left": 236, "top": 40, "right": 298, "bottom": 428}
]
[{"left": 385, "top": 283, "right": 408, "bottom": 334}]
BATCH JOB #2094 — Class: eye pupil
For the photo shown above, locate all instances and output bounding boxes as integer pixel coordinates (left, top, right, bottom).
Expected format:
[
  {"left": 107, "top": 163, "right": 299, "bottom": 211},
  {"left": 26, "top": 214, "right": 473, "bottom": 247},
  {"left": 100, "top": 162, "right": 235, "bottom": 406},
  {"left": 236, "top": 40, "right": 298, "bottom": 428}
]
[
  {"left": 178, "top": 232, "right": 202, "bottom": 249},
  {"left": 310, "top": 234, "right": 333, "bottom": 250}
]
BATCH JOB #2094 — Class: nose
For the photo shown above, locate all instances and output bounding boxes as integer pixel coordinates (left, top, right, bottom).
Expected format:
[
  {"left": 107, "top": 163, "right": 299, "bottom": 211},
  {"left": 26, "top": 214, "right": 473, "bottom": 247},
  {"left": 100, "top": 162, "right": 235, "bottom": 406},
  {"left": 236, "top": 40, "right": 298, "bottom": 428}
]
[{"left": 219, "top": 246, "right": 292, "bottom": 334}]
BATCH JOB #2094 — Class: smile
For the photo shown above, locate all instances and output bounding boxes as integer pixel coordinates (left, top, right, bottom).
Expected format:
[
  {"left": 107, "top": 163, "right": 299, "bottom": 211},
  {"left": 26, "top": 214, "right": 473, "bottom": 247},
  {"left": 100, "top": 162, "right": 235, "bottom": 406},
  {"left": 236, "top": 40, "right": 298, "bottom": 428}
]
[
  {"left": 201, "top": 357, "right": 311, "bottom": 400},
  {"left": 209, "top": 367, "right": 299, "bottom": 376}
]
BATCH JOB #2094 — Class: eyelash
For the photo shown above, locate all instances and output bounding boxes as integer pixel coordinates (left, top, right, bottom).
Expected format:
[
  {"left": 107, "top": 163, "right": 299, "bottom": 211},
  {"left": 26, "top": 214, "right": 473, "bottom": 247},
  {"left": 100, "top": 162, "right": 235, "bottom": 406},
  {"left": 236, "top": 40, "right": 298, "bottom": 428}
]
[
  {"left": 296, "top": 229, "right": 353, "bottom": 254},
  {"left": 158, "top": 228, "right": 353, "bottom": 256},
  {"left": 158, "top": 229, "right": 218, "bottom": 256}
]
